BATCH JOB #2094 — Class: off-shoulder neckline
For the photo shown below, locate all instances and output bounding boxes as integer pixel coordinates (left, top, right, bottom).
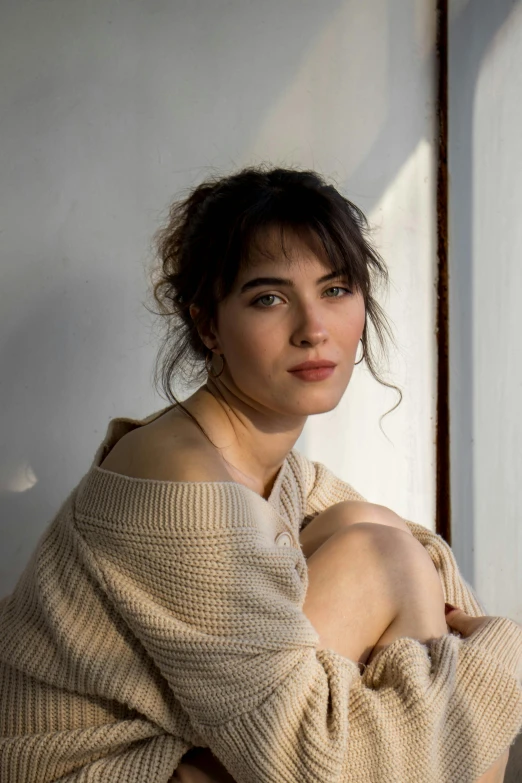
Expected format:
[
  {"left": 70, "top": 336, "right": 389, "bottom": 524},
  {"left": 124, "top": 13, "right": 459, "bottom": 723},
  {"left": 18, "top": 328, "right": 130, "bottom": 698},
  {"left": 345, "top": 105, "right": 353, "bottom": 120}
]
[
  {"left": 87, "top": 402, "right": 294, "bottom": 509},
  {"left": 90, "top": 461, "right": 289, "bottom": 508}
]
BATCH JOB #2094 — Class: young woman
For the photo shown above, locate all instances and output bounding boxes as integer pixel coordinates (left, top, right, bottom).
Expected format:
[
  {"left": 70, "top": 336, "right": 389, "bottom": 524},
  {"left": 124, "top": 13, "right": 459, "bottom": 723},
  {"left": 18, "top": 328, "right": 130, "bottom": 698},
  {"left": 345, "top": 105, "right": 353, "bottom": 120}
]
[{"left": 0, "top": 167, "right": 519, "bottom": 783}]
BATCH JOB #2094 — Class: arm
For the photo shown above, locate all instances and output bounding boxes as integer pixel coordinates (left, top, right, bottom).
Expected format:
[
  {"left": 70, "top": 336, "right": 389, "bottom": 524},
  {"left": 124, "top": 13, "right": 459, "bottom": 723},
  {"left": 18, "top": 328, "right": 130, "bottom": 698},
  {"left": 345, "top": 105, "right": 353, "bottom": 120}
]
[{"left": 75, "top": 469, "right": 522, "bottom": 783}]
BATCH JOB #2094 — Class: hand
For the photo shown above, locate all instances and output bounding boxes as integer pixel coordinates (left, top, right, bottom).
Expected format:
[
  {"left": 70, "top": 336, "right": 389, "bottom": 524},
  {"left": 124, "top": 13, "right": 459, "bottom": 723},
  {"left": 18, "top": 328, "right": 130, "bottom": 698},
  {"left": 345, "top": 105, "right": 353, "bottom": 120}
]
[{"left": 444, "top": 604, "right": 496, "bottom": 638}]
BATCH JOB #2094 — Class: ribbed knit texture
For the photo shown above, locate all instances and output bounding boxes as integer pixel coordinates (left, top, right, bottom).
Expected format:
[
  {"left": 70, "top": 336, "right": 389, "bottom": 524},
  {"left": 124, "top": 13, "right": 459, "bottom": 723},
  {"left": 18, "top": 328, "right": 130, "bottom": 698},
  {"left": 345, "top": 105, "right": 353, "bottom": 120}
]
[{"left": 1, "top": 404, "right": 522, "bottom": 782}]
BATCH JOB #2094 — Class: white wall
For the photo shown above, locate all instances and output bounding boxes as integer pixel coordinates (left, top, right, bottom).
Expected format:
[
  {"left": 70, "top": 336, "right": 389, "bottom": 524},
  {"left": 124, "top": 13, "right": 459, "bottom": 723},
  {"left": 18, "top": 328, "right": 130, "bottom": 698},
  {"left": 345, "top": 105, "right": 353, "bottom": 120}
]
[
  {"left": 449, "top": 0, "right": 522, "bottom": 624},
  {"left": 0, "top": 0, "right": 438, "bottom": 597}
]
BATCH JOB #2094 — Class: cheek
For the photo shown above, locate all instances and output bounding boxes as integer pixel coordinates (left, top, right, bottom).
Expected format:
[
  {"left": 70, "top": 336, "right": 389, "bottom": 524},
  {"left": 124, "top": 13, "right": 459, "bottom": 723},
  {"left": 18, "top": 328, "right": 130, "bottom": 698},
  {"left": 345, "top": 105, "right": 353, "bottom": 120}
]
[
  {"left": 222, "top": 324, "right": 270, "bottom": 372},
  {"left": 344, "top": 302, "right": 365, "bottom": 347},
  {"left": 338, "top": 321, "right": 364, "bottom": 355}
]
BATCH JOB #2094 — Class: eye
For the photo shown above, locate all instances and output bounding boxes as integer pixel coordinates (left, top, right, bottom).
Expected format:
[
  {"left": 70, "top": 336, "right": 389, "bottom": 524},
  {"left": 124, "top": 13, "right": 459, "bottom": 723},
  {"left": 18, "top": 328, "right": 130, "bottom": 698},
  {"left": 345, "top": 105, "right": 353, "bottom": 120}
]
[
  {"left": 251, "top": 287, "right": 353, "bottom": 308},
  {"left": 251, "top": 294, "right": 284, "bottom": 308},
  {"left": 324, "top": 286, "right": 353, "bottom": 298}
]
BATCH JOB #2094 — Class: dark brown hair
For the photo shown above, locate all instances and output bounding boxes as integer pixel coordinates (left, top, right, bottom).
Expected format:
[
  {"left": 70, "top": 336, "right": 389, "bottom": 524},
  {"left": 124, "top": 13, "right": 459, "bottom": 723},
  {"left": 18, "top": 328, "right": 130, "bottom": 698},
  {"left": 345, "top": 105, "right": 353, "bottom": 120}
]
[{"left": 148, "top": 165, "right": 402, "bottom": 442}]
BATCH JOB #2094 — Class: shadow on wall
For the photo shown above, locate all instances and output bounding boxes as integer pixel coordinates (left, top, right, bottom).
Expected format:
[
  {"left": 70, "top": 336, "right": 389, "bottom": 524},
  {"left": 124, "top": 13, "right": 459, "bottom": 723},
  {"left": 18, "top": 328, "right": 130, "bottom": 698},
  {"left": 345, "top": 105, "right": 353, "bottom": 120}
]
[
  {"left": 449, "top": 4, "right": 522, "bottom": 779},
  {"left": 0, "top": 0, "right": 517, "bottom": 604},
  {"left": 0, "top": 0, "right": 437, "bottom": 597},
  {"left": 447, "top": 0, "right": 519, "bottom": 589},
  {"left": 0, "top": 278, "right": 131, "bottom": 597}
]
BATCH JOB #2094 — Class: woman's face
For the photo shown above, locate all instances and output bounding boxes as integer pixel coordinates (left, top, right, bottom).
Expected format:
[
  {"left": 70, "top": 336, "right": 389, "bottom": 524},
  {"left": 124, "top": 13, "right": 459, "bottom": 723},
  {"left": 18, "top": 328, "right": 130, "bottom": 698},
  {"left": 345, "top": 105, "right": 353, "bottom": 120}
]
[{"left": 196, "top": 224, "right": 366, "bottom": 418}]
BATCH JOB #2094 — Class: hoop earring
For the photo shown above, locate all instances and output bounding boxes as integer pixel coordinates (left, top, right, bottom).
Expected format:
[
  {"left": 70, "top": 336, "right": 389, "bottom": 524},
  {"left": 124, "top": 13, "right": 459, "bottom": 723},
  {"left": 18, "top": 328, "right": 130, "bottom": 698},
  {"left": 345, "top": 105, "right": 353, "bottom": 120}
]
[
  {"left": 205, "top": 351, "right": 226, "bottom": 378},
  {"left": 354, "top": 339, "right": 365, "bottom": 366}
]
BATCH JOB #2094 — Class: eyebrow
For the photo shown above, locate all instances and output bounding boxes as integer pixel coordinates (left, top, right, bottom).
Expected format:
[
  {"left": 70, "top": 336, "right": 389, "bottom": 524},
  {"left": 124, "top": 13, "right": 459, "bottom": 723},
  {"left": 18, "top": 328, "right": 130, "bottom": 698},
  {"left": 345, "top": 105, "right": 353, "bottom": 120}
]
[{"left": 239, "top": 270, "right": 345, "bottom": 294}]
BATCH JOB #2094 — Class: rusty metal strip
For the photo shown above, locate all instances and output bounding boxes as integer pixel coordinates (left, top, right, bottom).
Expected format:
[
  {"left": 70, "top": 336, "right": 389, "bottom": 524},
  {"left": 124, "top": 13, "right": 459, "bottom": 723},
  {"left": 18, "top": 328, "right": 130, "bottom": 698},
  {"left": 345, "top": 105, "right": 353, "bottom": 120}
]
[{"left": 435, "top": 0, "right": 450, "bottom": 544}]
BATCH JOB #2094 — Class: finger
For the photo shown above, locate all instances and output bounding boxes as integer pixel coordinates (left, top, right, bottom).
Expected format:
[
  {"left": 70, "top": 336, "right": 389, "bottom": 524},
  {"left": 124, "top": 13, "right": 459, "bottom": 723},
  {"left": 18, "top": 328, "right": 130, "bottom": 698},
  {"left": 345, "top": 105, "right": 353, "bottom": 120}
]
[
  {"left": 445, "top": 604, "right": 470, "bottom": 634},
  {"left": 445, "top": 604, "right": 489, "bottom": 638}
]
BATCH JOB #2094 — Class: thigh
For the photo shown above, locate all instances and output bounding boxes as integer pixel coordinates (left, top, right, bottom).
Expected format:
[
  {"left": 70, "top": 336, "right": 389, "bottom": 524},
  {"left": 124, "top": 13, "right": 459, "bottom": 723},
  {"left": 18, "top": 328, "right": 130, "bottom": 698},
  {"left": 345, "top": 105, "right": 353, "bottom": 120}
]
[{"left": 302, "top": 522, "right": 437, "bottom": 665}]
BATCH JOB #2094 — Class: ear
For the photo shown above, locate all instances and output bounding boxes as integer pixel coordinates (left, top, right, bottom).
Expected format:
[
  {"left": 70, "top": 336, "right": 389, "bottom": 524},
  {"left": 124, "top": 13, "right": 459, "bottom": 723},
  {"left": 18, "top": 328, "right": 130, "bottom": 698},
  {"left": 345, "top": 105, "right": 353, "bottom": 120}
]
[{"left": 189, "top": 304, "right": 221, "bottom": 353}]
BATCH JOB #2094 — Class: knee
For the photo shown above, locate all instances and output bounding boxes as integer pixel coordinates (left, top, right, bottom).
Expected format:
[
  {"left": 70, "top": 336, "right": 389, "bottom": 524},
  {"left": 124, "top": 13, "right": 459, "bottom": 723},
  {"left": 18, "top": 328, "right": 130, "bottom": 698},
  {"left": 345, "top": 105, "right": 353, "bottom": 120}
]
[
  {"left": 299, "top": 500, "right": 410, "bottom": 560},
  {"left": 304, "top": 524, "right": 437, "bottom": 661},
  {"left": 361, "top": 521, "right": 443, "bottom": 596},
  {"left": 309, "top": 522, "right": 443, "bottom": 610},
  {"left": 364, "top": 522, "right": 446, "bottom": 621}
]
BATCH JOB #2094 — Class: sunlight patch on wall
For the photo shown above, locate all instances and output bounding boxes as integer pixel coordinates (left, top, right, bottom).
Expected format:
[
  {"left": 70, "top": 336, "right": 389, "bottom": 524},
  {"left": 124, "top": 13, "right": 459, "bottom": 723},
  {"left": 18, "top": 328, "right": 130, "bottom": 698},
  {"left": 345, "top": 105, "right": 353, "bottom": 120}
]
[
  {"left": 243, "top": 0, "right": 388, "bottom": 176},
  {"left": 0, "top": 461, "right": 39, "bottom": 493},
  {"left": 300, "top": 135, "right": 437, "bottom": 529}
]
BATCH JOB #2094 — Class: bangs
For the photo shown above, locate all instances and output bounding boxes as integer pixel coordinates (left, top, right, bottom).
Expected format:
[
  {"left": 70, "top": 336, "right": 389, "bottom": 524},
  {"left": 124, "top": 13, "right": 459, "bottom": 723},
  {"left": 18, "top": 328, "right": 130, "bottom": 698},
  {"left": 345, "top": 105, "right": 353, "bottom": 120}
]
[
  {"left": 237, "top": 222, "right": 360, "bottom": 293},
  {"left": 230, "top": 192, "right": 372, "bottom": 297}
]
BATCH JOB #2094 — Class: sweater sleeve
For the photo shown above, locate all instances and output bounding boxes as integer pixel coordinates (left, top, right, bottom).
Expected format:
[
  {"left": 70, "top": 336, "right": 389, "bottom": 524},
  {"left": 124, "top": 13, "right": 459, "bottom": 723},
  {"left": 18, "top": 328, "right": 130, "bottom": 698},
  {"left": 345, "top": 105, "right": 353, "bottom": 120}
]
[{"left": 75, "top": 472, "right": 522, "bottom": 783}]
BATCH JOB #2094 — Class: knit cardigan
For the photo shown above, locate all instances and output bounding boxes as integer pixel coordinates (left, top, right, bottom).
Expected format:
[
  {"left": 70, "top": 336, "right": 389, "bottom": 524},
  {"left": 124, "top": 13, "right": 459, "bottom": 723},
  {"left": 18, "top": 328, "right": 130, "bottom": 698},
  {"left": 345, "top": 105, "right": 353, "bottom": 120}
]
[{"left": 1, "top": 404, "right": 522, "bottom": 783}]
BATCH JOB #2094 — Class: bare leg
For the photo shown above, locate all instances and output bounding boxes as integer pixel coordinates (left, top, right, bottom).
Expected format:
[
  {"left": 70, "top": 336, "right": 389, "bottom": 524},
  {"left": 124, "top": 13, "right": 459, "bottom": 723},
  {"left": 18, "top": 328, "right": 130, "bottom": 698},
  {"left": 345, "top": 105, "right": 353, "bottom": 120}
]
[
  {"left": 173, "top": 517, "right": 499, "bottom": 782},
  {"left": 174, "top": 521, "right": 445, "bottom": 783},
  {"left": 303, "top": 518, "right": 508, "bottom": 781},
  {"left": 474, "top": 748, "right": 509, "bottom": 783},
  {"left": 303, "top": 522, "right": 448, "bottom": 665}
]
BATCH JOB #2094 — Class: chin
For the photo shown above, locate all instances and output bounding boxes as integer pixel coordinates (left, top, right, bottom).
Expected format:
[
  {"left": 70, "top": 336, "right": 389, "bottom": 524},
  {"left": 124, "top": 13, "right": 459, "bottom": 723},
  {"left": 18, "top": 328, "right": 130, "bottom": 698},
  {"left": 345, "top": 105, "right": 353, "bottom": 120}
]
[
  {"left": 308, "top": 400, "right": 341, "bottom": 415},
  {"left": 283, "top": 393, "right": 343, "bottom": 417}
]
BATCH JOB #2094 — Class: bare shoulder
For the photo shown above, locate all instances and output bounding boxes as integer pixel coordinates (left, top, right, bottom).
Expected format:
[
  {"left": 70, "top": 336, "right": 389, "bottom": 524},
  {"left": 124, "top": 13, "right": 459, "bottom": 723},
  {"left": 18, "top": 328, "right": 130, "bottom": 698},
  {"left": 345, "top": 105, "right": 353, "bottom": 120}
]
[{"left": 99, "top": 411, "right": 231, "bottom": 484}]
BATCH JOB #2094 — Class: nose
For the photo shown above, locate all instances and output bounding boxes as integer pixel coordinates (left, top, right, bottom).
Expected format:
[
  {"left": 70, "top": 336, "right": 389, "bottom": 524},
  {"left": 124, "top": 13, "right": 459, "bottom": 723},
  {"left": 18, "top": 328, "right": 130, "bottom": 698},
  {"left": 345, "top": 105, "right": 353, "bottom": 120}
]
[{"left": 291, "top": 303, "right": 329, "bottom": 347}]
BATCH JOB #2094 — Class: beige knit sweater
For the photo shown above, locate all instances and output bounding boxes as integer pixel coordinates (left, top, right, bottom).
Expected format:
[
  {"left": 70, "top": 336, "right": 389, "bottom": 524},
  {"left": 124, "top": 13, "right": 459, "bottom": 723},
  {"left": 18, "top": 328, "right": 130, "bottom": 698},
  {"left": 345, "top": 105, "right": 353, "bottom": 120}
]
[{"left": 1, "top": 404, "right": 522, "bottom": 783}]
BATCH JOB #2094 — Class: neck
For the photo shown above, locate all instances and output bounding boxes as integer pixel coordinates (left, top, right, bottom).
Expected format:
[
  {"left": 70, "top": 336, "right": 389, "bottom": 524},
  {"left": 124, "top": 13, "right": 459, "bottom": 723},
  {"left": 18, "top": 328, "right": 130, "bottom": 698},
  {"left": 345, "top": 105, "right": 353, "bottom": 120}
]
[{"left": 182, "top": 379, "right": 306, "bottom": 499}]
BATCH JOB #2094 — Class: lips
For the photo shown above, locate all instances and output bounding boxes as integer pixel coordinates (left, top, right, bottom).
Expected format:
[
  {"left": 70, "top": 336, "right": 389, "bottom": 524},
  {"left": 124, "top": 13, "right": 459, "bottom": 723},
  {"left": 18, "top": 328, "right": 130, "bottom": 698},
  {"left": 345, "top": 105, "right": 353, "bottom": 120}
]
[
  {"left": 288, "top": 360, "right": 337, "bottom": 372},
  {"left": 288, "top": 365, "right": 336, "bottom": 382}
]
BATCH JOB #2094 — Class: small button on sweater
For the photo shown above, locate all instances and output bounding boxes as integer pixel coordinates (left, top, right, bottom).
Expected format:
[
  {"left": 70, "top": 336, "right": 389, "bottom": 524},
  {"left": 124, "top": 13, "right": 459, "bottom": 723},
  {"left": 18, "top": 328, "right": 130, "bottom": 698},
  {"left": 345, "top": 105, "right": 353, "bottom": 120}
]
[{"left": 1, "top": 403, "right": 522, "bottom": 782}]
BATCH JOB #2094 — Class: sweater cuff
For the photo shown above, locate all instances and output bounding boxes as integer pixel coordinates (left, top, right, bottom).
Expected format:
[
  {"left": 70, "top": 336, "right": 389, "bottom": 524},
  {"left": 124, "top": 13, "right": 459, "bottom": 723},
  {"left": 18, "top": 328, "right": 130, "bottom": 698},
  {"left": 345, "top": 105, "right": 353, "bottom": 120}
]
[
  {"left": 461, "top": 616, "right": 522, "bottom": 680},
  {"left": 356, "top": 616, "right": 522, "bottom": 691}
]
